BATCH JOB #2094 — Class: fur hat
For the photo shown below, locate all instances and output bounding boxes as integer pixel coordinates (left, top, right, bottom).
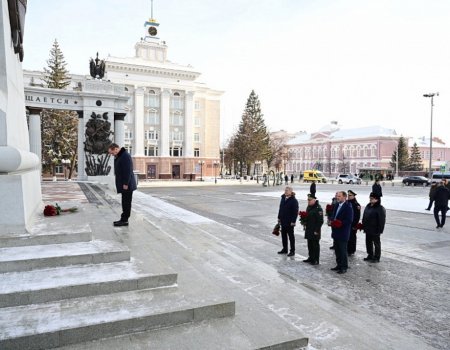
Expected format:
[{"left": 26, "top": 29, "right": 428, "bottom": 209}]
[{"left": 369, "top": 192, "right": 380, "bottom": 200}]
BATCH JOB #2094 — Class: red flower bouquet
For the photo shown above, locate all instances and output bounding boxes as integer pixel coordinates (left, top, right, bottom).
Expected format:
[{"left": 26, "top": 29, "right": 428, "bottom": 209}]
[
  {"left": 272, "top": 223, "right": 281, "bottom": 236},
  {"left": 330, "top": 219, "right": 343, "bottom": 228},
  {"left": 356, "top": 222, "right": 364, "bottom": 231},
  {"left": 325, "top": 204, "right": 334, "bottom": 218},
  {"left": 44, "top": 203, "right": 78, "bottom": 217},
  {"left": 299, "top": 211, "right": 308, "bottom": 226}
]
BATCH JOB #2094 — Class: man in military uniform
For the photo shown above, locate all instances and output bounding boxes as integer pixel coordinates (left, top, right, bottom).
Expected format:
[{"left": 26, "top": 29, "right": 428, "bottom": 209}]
[
  {"left": 302, "top": 194, "right": 324, "bottom": 265},
  {"left": 347, "top": 190, "right": 361, "bottom": 255}
]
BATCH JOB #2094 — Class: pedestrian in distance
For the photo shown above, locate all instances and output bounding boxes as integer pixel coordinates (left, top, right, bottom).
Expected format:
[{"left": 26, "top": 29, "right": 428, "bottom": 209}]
[
  {"left": 432, "top": 181, "right": 450, "bottom": 229},
  {"left": 347, "top": 190, "right": 361, "bottom": 256},
  {"left": 372, "top": 179, "right": 383, "bottom": 198},
  {"left": 330, "top": 191, "right": 353, "bottom": 274},
  {"left": 362, "top": 192, "right": 386, "bottom": 262},
  {"left": 277, "top": 186, "right": 299, "bottom": 257},
  {"left": 291, "top": 173, "right": 294, "bottom": 184},
  {"left": 310, "top": 180, "right": 316, "bottom": 198},
  {"left": 426, "top": 182, "right": 438, "bottom": 211},
  {"left": 108, "top": 143, "right": 137, "bottom": 226},
  {"left": 302, "top": 194, "right": 324, "bottom": 265},
  {"left": 284, "top": 174, "right": 289, "bottom": 185}
]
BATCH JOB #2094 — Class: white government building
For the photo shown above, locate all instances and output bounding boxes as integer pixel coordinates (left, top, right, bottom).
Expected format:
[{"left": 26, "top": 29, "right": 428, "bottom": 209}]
[{"left": 24, "top": 14, "right": 222, "bottom": 180}]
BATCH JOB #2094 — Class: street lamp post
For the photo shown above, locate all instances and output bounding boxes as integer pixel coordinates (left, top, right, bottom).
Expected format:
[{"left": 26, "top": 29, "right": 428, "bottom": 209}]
[
  {"left": 213, "top": 160, "right": 219, "bottom": 184},
  {"left": 423, "top": 93, "right": 439, "bottom": 179},
  {"left": 198, "top": 160, "right": 205, "bottom": 181},
  {"left": 395, "top": 140, "right": 399, "bottom": 178}
]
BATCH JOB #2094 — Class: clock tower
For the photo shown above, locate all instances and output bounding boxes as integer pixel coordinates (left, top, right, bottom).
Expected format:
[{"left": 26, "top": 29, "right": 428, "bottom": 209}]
[{"left": 135, "top": 0, "right": 167, "bottom": 62}]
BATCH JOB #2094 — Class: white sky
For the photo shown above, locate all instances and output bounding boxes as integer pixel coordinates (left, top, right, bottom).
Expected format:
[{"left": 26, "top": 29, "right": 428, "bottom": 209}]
[{"left": 22, "top": 0, "right": 450, "bottom": 145}]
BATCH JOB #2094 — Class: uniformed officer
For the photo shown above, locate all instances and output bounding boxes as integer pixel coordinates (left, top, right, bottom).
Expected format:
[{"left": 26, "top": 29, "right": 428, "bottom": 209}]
[
  {"left": 302, "top": 194, "right": 324, "bottom": 265},
  {"left": 347, "top": 190, "right": 361, "bottom": 255}
]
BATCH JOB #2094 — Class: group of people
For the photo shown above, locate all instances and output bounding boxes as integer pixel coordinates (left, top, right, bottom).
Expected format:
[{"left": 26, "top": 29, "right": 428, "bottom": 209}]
[
  {"left": 277, "top": 184, "right": 386, "bottom": 275},
  {"left": 426, "top": 179, "right": 450, "bottom": 229}
]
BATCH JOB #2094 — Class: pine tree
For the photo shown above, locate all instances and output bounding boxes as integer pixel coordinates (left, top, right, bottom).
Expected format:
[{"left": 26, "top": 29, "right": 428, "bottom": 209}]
[
  {"left": 390, "top": 136, "right": 409, "bottom": 172},
  {"left": 408, "top": 143, "right": 423, "bottom": 171},
  {"left": 41, "top": 40, "right": 77, "bottom": 178},
  {"left": 233, "top": 90, "right": 270, "bottom": 176},
  {"left": 43, "top": 39, "right": 71, "bottom": 89}
]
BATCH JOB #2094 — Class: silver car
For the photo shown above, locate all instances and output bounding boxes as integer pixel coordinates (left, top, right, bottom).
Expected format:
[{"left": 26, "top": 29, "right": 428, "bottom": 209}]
[{"left": 336, "top": 174, "right": 362, "bottom": 184}]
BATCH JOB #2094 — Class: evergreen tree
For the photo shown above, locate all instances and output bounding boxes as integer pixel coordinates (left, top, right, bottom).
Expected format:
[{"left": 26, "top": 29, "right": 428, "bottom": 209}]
[
  {"left": 390, "top": 136, "right": 409, "bottom": 172},
  {"left": 408, "top": 142, "right": 423, "bottom": 171},
  {"left": 233, "top": 90, "right": 270, "bottom": 176},
  {"left": 41, "top": 40, "right": 77, "bottom": 178},
  {"left": 43, "top": 39, "right": 71, "bottom": 89}
]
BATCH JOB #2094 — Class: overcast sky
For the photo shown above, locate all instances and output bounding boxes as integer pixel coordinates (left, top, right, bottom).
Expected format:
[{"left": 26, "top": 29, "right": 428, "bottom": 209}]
[{"left": 23, "top": 0, "right": 450, "bottom": 145}]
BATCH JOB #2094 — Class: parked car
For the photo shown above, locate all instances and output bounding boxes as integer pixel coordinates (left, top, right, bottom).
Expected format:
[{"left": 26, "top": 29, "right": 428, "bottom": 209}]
[
  {"left": 336, "top": 174, "right": 361, "bottom": 184},
  {"left": 402, "top": 176, "right": 431, "bottom": 186}
]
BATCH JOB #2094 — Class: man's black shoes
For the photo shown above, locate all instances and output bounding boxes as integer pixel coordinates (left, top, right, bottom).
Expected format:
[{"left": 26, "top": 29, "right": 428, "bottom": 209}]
[
  {"left": 310, "top": 260, "right": 319, "bottom": 265},
  {"left": 337, "top": 269, "right": 347, "bottom": 274},
  {"left": 277, "top": 250, "right": 288, "bottom": 254},
  {"left": 303, "top": 258, "right": 313, "bottom": 263},
  {"left": 330, "top": 266, "right": 340, "bottom": 271},
  {"left": 363, "top": 256, "right": 374, "bottom": 261},
  {"left": 287, "top": 251, "right": 295, "bottom": 257},
  {"left": 114, "top": 220, "right": 129, "bottom": 227}
]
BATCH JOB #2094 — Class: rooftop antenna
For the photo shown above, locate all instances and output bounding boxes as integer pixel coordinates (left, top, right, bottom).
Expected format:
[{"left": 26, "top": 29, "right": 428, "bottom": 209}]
[{"left": 151, "top": 0, "right": 154, "bottom": 21}]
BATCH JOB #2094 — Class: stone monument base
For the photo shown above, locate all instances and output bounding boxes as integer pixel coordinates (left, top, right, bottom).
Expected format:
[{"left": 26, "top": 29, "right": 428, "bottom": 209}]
[{"left": 0, "top": 169, "right": 42, "bottom": 234}]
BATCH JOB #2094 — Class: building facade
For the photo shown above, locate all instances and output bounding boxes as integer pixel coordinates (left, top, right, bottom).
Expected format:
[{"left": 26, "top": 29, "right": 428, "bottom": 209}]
[
  {"left": 285, "top": 121, "right": 450, "bottom": 177},
  {"left": 23, "top": 14, "right": 222, "bottom": 180}
]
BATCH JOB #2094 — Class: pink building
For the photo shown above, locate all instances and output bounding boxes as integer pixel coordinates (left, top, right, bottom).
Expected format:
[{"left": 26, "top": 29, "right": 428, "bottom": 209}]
[{"left": 285, "top": 122, "right": 450, "bottom": 177}]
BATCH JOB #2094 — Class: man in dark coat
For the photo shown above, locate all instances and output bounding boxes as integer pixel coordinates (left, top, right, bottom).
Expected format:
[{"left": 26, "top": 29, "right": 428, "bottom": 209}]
[
  {"left": 330, "top": 191, "right": 353, "bottom": 274},
  {"left": 372, "top": 179, "right": 383, "bottom": 198},
  {"left": 432, "top": 181, "right": 450, "bottom": 229},
  {"left": 347, "top": 190, "right": 361, "bottom": 255},
  {"left": 362, "top": 192, "right": 386, "bottom": 262},
  {"left": 426, "top": 182, "right": 438, "bottom": 211},
  {"left": 108, "top": 143, "right": 137, "bottom": 226},
  {"left": 302, "top": 194, "right": 324, "bottom": 265},
  {"left": 309, "top": 180, "right": 316, "bottom": 198},
  {"left": 277, "top": 186, "right": 299, "bottom": 257}
]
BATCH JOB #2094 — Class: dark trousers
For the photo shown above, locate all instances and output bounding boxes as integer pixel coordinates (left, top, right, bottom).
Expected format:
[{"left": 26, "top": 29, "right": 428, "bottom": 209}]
[
  {"left": 365, "top": 234, "right": 381, "bottom": 260},
  {"left": 347, "top": 229, "right": 357, "bottom": 254},
  {"left": 281, "top": 225, "right": 295, "bottom": 253},
  {"left": 307, "top": 238, "right": 320, "bottom": 262},
  {"left": 334, "top": 239, "right": 348, "bottom": 270},
  {"left": 426, "top": 199, "right": 434, "bottom": 210},
  {"left": 121, "top": 190, "right": 133, "bottom": 222},
  {"left": 434, "top": 205, "right": 448, "bottom": 227}
]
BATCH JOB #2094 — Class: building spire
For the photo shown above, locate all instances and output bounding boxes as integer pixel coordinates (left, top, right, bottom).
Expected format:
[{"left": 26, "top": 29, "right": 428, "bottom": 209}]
[{"left": 144, "top": 0, "right": 160, "bottom": 40}]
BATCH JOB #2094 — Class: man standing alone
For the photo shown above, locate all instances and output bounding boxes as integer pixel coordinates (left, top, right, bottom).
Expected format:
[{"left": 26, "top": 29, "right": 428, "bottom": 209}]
[
  {"left": 108, "top": 143, "right": 137, "bottom": 226},
  {"left": 330, "top": 191, "right": 353, "bottom": 274},
  {"left": 277, "top": 186, "right": 299, "bottom": 257},
  {"left": 303, "top": 194, "right": 324, "bottom": 265}
]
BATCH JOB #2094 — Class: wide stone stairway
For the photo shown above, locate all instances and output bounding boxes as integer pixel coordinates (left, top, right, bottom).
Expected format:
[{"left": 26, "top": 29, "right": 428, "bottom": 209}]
[{"left": 0, "top": 183, "right": 308, "bottom": 350}]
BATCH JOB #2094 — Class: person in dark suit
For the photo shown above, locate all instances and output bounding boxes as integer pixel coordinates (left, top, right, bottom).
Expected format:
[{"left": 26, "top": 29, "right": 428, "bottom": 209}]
[
  {"left": 372, "top": 179, "right": 383, "bottom": 198},
  {"left": 330, "top": 191, "right": 353, "bottom": 274},
  {"left": 277, "top": 186, "right": 299, "bottom": 257},
  {"left": 302, "top": 194, "right": 324, "bottom": 265},
  {"left": 309, "top": 180, "right": 316, "bottom": 198},
  {"left": 347, "top": 190, "right": 361, "bottom": 255},
  {"left": 108, "top": 143, "right": 137, "bottom": 226},
  {"left": 362, "top": 192, "right": 386, "bottom": 262},
  {"left": 432, "top": 181, "right": 450, "bottom": 229}
]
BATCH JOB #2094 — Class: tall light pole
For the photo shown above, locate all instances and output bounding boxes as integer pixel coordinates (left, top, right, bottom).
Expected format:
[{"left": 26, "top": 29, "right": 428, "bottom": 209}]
[
  {"left": 423, "top": 92, "right": 439, "bottom": 179},
  {"left": 255, "top": 161, "right": 261, "bottom": 183},
  {"left": 198, "top": 160, "right": 205, "bottom": 181},
  {"left": 213, "top": 160, "right": 219, "bottom": 184},
  {"left": 395, "top": 140, "right": 399, "bottom": 178}
]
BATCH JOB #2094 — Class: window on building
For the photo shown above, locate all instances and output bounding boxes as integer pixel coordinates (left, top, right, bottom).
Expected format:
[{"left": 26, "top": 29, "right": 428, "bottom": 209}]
[
  {"left": 194, "top": 148, "right": 200, "bottom": 157},
  {"left": 171, "top": 111, "right": 184, "bottom": 126},
  {"left": 124, "top": 130, "right": 133, "bottom": 140},
  {"left": 364, "top": 146, "right": 369, "bottom": 157},
  {"left": 371, "top": 146, "right": 376, "bottom": 157},
  {"left": 195, "top": 101, "right": 200, "bottom": 110},
  {"left": 55, "top": 165, "right": 63, "bottom": 174},
  {"left": 171, "top": 131, "right": 184, "bottom": 141},
  {"left": 124, "top": 144, "right": 133, "bottom": 154},
  {"left": 145, "top": 130, "right": 159, "bottom": 140},
  {"left": 171, "top": 92, "right": 184, "bottom": 109},
  {"left": 194, "top": 133, "right": 200, "bottom": 142},
  {"left": 145, "top": 146, "right": 158, "bottom": 156},
  {"left": 148, "top": 90, "right": 159, "bottom": 108},
  {"left": 145, "top": 109, "right": 159, "bottom": 124},
  {"left": 170, "top": 147, "right": 183, "bottom": 157},
  {"left": 194, "top": 116, "right": 200, "bottom": 127}
]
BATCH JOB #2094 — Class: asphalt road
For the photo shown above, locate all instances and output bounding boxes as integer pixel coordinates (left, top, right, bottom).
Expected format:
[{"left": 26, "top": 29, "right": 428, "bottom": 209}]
[{"left": 140, "top": 183, "right": 450, "bottom": 349}]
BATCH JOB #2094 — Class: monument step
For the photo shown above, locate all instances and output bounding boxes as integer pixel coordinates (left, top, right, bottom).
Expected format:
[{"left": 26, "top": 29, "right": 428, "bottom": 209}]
[
  {"left": 0, "top": 288, "right": 235, "bottom": 350},
  {"left": 0, "top": 223, "right": 92, "bottom": 248},
  {"left": 0, "top": 261, "right": 177, "bottom": 307},
  {"left": 0, "top": 240, "right": 130, "bottom": 273}
]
